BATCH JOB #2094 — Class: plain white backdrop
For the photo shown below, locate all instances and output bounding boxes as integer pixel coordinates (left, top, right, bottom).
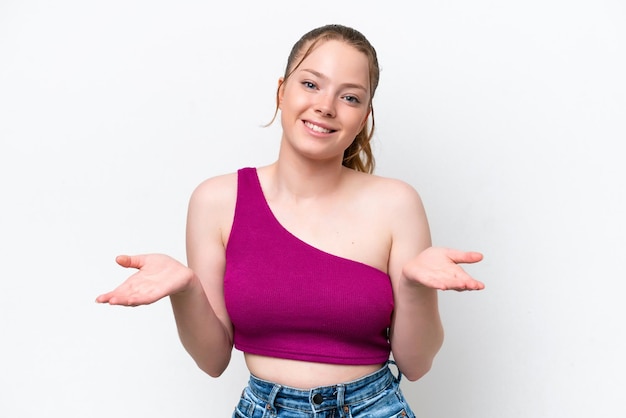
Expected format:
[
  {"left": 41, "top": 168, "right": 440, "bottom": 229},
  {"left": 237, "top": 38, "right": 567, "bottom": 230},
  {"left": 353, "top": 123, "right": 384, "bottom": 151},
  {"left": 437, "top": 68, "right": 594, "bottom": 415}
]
[{"left": 1, "top": 0, "right": 625, "bottom": 416}]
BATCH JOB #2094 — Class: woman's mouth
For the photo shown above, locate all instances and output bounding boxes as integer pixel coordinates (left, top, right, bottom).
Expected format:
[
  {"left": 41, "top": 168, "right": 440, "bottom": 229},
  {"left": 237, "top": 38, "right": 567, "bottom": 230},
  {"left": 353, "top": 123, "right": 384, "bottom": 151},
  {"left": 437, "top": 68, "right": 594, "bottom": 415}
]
[{"left": 304, "top": 121, "right": 335, "bottom": 134}]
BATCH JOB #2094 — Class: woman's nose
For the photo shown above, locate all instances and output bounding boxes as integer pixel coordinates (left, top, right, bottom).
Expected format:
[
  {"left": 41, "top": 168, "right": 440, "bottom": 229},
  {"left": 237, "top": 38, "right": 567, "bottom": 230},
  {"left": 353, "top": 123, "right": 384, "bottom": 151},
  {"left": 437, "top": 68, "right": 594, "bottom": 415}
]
[{"left": 314, "top": 94, "right": 336, "bottom": 117}]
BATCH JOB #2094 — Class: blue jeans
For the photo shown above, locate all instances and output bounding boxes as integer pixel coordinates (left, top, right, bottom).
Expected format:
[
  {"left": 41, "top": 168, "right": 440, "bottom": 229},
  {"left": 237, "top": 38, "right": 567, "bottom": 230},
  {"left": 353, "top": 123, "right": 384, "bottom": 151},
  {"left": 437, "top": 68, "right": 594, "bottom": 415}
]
[{"left": 232, "top": 361, "right": 416, "bottom": 417}]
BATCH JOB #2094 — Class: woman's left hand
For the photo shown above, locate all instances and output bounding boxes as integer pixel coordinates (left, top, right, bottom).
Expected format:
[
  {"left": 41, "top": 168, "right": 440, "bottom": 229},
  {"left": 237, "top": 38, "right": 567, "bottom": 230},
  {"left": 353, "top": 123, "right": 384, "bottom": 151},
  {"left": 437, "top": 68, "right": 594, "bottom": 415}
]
[{"left": 402, "top": 247, "right": 485, "bottom": 291}]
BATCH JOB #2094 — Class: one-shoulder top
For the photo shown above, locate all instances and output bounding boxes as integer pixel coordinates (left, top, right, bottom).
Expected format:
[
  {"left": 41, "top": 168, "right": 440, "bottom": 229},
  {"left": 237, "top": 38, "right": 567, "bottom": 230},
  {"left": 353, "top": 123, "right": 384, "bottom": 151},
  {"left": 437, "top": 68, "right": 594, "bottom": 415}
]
[{"left": 223, "top": 167, "right": 393, "bottom": 365}]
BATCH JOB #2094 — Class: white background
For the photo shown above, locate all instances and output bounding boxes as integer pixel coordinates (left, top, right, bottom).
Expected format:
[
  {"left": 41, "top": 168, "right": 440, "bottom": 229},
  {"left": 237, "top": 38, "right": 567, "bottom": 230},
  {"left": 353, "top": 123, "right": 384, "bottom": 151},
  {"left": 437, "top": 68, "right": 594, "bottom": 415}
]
[{"left": 1, "top": 0, "right": 625, "bottom": 417}]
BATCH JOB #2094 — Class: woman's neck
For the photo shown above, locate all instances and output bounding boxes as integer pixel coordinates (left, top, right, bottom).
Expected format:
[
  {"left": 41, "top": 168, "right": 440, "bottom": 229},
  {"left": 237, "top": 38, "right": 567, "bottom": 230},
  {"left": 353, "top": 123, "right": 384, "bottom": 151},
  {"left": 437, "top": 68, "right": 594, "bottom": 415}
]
[{"left": 263, "top": 159, "right": 348, "bottom": 202}]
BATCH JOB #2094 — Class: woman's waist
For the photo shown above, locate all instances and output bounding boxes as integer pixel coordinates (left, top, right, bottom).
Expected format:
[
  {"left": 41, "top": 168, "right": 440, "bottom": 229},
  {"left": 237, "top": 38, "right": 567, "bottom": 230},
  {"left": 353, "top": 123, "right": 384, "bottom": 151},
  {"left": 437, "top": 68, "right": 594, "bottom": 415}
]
[{"left": 244, "top": 353, "right": 386, "bottom": 389}]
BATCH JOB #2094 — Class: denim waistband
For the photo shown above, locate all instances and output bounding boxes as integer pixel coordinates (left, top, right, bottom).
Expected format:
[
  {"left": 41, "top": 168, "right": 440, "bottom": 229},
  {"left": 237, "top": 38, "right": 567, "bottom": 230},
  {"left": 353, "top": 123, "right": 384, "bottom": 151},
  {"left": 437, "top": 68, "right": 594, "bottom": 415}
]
[{"left": 247, "top": 360, "right": 401, "bottom": 412}]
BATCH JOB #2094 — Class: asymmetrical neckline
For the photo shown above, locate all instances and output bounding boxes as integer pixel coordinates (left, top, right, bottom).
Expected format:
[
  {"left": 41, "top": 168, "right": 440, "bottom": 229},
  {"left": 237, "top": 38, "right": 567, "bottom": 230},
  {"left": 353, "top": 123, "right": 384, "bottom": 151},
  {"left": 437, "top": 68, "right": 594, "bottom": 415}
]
[{"left": 247, "top": 167, "right": 388, "bottom": 276}]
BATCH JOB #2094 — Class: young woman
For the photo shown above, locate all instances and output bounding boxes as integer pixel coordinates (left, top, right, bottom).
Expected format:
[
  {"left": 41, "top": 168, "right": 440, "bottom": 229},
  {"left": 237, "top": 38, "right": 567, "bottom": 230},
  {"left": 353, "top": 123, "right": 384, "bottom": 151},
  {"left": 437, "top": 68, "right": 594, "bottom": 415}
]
[{"left": 97, "top": 24, "right": 485, "bottom": 417}]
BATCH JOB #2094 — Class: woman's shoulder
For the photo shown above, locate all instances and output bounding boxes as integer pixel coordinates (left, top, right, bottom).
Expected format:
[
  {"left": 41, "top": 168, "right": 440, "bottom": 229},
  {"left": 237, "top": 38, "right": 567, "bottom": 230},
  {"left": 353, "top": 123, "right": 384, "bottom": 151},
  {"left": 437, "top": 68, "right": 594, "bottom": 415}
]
[
  {"left": 192, "top": 169, "right": 236, "bottom": 193},
  {"left": 187, "top": 169, "right": 242, "bottom": 213},
  {"left": 348, "top": 171, "right": 428, "bottom": 231},
  {"left": 347, "top": 170, "right": 428, "bottom": 243},
  {"left": 351, "top": 170, "right": 424, "bottom": 206}
]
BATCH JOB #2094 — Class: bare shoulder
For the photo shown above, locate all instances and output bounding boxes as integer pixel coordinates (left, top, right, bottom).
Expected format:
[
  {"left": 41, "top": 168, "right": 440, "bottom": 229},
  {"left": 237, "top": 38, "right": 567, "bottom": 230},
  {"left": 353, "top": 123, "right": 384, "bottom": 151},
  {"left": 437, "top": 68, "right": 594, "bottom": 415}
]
[
  {"left": 186, "top": 171, "right": 239, "bottom": 243},
  {"left": 349, "top": 171, "right": 426, "bottom": 214},
  {"left": 360, "top": 174, "right": 432, "bottom": 273},
  {"left": 188, "top": 171, "right": 238, "bottom": 210},
  {"left": 377, "top": 175, "right": 422, "bottom": 201}
]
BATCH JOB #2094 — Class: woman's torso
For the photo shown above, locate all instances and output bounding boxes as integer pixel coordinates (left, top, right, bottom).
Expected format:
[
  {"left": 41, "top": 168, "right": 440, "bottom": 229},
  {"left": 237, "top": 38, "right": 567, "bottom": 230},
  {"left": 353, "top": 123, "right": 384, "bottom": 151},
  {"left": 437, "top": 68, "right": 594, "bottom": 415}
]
[{"left": 213, "top": 164, "right": 398, "bottom": 388}]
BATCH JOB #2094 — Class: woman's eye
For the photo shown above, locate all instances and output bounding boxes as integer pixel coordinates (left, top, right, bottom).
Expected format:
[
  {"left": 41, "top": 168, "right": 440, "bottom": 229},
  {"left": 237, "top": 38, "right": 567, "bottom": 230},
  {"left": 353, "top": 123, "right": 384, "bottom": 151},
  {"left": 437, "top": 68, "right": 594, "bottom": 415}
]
[
  {"left": 344, "top": 95, "right": 361, "bottom": 104},
  {"left": 302, "top": 81, "right": 316, "bottom": 89}
]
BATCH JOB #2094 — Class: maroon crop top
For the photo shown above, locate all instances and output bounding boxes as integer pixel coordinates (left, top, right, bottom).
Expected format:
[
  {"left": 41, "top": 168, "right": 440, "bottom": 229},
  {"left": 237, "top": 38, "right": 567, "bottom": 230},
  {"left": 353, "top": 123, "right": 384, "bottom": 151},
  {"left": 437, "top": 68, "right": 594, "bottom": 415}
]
[{"left": 223, "top": 167, "right": 394, "bottom": 365}]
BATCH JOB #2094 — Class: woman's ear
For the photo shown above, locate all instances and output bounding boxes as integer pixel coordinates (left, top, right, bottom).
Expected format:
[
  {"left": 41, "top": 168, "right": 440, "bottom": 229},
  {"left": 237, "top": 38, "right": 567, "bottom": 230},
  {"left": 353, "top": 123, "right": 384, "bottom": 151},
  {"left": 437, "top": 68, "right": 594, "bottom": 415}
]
[{"left": 277, "top": 77, "right": 285, "bottom": 108}]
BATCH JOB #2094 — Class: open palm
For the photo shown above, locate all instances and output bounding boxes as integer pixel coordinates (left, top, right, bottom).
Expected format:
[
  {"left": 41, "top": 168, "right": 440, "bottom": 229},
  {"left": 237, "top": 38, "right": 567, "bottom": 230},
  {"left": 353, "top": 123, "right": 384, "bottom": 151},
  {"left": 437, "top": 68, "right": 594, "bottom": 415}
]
[
  {"left": 96, "top": 254, "right": 194, "bottom": 306},
  {"left": 402, "top": 247, "right": 485, "bottom": 291}
]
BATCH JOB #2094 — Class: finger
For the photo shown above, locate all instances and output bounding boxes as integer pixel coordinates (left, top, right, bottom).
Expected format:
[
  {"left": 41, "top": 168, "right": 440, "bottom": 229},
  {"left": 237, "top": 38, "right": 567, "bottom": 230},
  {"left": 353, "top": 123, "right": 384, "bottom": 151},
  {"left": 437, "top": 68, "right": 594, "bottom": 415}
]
[
  {"left": 96, "top": 281, "right": 135, "bottom": 304},
  {"left": 110, "top": 294, "right": 157, "bottom": 307},
  {"left": 465, "top": 251, "right": 483, "bottom": 263},
  {"left": 95, "top": 293, "right": 129, "bottom": 305},
  {"left": 438, "top": 272, "right": 485, "bottom": 291},
  {"left": 445, "top": 249, "right": 483, "bottom": 264},
  {"left": 95, "top": 293, "right": 111, "bottom": 303},
  {"left": 108, "top": 296, "right": 135, "bottom": 306},
  {"left": 460, "top": 279, "right": 485, "bottom": 291},
  {"left": 115, "top": 254, "right": 144, "bottom": 269},
  {"left": 457, "top": 272, "right": 485, "bottom": 290},
  {"left": 96, "top": 290, "right": 127, "bottom": 304}
]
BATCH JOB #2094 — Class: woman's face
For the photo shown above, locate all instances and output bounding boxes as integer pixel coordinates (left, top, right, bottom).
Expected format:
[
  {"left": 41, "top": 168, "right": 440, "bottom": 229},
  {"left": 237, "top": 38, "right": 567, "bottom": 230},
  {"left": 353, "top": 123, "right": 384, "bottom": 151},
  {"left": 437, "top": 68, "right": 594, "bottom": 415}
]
[{"left": 278, "top": 39, "right": 371, "bottom": 165}]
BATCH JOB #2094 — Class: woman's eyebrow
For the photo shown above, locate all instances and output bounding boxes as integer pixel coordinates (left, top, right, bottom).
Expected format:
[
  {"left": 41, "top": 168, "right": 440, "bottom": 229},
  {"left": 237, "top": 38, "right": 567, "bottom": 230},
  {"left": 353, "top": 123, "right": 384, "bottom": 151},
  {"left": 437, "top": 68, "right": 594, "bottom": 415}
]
[{"left": 301, "top": 68, "right": 368, "bottom": 92}]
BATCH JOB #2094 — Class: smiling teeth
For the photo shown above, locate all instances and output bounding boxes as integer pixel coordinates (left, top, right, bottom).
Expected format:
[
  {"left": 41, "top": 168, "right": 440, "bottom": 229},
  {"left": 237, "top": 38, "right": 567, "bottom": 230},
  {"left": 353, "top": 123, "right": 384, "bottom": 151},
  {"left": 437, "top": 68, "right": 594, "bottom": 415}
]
[{"left": 305, "top": 121, "right": 332, "bottom": 133}]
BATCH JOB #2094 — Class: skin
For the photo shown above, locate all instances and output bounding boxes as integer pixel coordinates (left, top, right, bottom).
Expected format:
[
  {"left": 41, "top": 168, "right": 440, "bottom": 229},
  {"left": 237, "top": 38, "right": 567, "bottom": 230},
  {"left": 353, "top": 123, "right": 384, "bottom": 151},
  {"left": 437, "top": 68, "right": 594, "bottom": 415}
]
[{"left": 96, "top": 39, "right": 484, "bottom": 388}]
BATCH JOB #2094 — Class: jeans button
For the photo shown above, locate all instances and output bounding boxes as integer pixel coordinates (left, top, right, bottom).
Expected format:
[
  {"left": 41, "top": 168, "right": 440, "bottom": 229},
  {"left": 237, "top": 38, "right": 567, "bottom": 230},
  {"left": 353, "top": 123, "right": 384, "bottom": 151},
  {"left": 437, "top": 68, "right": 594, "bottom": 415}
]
[{"left": 312, "top": 393, "right": 323, "bottom": 404}]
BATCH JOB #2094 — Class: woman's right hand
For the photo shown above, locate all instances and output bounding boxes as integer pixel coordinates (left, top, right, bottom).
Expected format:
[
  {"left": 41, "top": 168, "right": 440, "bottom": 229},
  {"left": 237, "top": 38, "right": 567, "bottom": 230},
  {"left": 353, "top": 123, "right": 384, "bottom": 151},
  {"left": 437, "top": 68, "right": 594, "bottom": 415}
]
[{"left": 96, "top": 254, "right": 196, "bottom": 307}]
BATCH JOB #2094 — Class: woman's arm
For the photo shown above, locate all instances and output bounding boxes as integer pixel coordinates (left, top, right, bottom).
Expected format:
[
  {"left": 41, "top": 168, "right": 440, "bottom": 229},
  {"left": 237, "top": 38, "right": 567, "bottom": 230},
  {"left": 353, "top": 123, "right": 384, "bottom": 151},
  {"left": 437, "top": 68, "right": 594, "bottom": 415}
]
[
  {"left": 386, "top": 180, "right": 484, "bottom": 381},
  {"left": 174, "top": 174, "right": 237, "bottom": 377},
  {"left": 96, "top": 175, "right": 236, "bottom": 377}
]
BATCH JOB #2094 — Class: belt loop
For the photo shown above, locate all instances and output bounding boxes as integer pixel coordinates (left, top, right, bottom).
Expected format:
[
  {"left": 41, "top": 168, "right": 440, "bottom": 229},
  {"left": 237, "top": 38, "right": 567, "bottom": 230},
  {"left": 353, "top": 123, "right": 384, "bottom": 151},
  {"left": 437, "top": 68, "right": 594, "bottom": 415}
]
[
  {"left": 336, "top": 384, "right": 346, "bottom": 417},
  {"left": 387, "top": 359, "right": 403, "bottom": 383},
  {"left": 266, "top": 383, "right": 282, "bottom": 412}
]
